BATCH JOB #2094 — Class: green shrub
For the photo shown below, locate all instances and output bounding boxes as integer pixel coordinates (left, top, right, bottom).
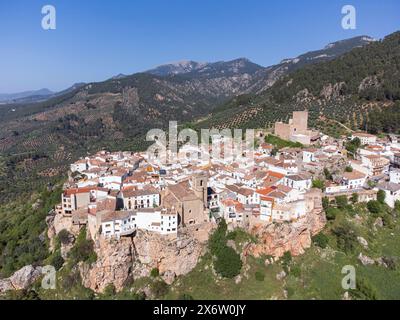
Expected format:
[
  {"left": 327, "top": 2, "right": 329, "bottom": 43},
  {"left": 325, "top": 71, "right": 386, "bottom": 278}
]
[
  {"left": 395, "top": 200, "right": 400, "bottom": 213},
  {"left": 350, "top": 277, "right": 379, "bottom": 300},
  {"left": 208, "top": 220, "right": 242, "bottom": 279},
  {"left": 131, "top": 291, "right": 146, "bottom": 300},
  {"left": 150, "top": 268, "right": 159, "bottom": 278},
  {"left": 312, "top": 232, "right": 329, "bottom": 249},
  {"left": 281, "top": 251, "right": 292, "bottom": 272},
  {"left": 332, "top": 222, "right": 357, "bottom": 253},
  {"left": 290, "top": 265, "right": 301, "bottom": 278},
  {"left": 368, "top": 180, "right": 377, "bottom": 188},
  {"left": 326, "top": 207, "right": 340, "bottom": 221},
  {"left": 367, "top": 200, "right": 381, "bottom": 215},
  {"left": 209, "top": 220, "right": 227, "bottom": 256},
  {"left": 0, "top": 186, "right": 62, "bottom": 277},
  {"left": 345, "top": 138, "right": 361, "bottom": 156},
  {"left": 102, "top": 284, "right": 116, "bottom": 298},
  {"left": 214, "top": 246, "right": 242, "bottom": 279},
  {"left": 282, "top": 251, "right": 292, "bottom": 264},
  {"left": 381, "top": 213, "right": 394, "bottom": 228},
  {"left": 345, "top": 166, "right": 353, "bottom": 172},
  {"left": 57, "top": 229, "right": 72, "bottom": 245},
  {"left": 335, "top": 196, "right": 348, "bottom": 209},
  {"left": 178, "top": 293, "right": 194, "bottom": 300},
  {"left": 265, "top": 134, "right": 303, "bottom": 150},
  {"left": 151, "top": 280, "right": 169, "bottom": 298},
  {"left": 377, "top": 190, "right": 386, "bottom": 204},
  {"left": 255, "top": 271, "right": 265, "bottom": 281},
  {"left": 68, "top": 227, "right": 97, "bottom": 265},
  {"left": 322, "top": 197, "right": 330, "bottom": 210},
  {"left": 285, "top": 286, "right": 295, "bottom": 298},
  {"left": 324, "top": 168, "right": 333, "bottom": 181},
  {"left": 351, "top": 193, "right": 359, "bottom": 204},
  {"left": 226, "top": 230, "right": 238, "bottom": 240},
  {"left": 312, "top": 179, "right": 325, "bottom": 190},
  {"left": 49, "top": 251, "right": 65, "bottom": 271},
  {"left": 2, "top": 289, "right": 41, "bottom": 300},
  {"left": 62, "top": 270, "right": 82, "bottom": 290}
]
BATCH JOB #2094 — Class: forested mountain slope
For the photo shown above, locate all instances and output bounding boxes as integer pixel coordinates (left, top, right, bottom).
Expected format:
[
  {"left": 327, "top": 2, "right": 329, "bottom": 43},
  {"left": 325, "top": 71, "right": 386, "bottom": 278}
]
[{"left": 196, "top": 32, "right": 400, "bottom": 135}]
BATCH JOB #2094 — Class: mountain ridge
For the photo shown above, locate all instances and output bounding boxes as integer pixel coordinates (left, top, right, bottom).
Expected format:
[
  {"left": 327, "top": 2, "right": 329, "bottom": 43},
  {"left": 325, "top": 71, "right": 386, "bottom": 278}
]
[
  {"left": 195, "top": 32, "right": 400, "bottom": 137},
  {"left": 0, "top": 88, "right": 54, "bottom": 103}
]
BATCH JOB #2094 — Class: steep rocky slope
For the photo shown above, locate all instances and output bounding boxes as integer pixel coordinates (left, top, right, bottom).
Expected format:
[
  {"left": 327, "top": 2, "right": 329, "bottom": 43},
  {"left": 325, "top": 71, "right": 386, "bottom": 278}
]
[
  {"left": 245, "top": 207, "right": 326, "bottom": 258},
  {"left": 79, "top": 224, "right": 213, "bottom": 293}
]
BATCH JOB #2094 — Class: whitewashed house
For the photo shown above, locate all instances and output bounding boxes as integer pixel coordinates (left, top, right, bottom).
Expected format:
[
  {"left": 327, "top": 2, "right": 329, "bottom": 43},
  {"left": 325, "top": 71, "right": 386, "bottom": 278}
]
[
  {"left": 390, "top": 169, "right": 400, "bottom": 184},
  {"left": 302, "top": 148, "right": 318, "bottom": 163},
  {"left": 101, "top": 207, "right": 177, "bottom": 238},
  {"left": 120, "top": 186, "right": 161, "bottom": 210},
  {"left": 351, "top": 133, "right": 377, "bottom": 145},
  {"left": 377, "top": 182, "right": 400, "bottom": 208},
  {"left": 341, "top": 170, "right": 366, "bottom": 190},
  {"left": 282, "top": 174, "right": 312, "bottom": 192},
  {"left": 71, "top": 160, "right": 88, "bottom": 173}
]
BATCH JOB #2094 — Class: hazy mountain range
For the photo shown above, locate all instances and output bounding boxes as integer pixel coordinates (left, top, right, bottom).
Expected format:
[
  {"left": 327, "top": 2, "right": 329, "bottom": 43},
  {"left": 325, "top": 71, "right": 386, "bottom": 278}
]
[
  {"left": 0, "top": 35, "right": 375, "bottom": 105},
  {"left": 0, "top": 83, "right": 86, "bottom": 104}
]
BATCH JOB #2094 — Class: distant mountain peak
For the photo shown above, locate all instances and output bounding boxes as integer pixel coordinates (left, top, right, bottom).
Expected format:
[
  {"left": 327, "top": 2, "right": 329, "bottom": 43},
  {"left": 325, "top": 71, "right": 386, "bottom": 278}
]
[
  {"left": 278, "top": 35, "right": 375, "bottom": 66},
  {"left": 146, "top": 60, "right": 208, "bottom": 76},
  {"left": 146, "top": 58, "right": 263, "bottom": 77},
  {"left": 324, "top": 35, "right": 376, "bottom": 50},
  {"left": 0, "top": 88, "right": 54, "bottom": 103},
  {"left": 111, "top": 73, "right": 128, "bottom": 80}
]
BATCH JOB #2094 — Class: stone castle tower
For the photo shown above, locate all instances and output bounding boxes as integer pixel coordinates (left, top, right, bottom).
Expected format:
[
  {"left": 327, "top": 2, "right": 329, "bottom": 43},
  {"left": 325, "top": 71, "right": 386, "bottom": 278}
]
[{"left": 191, "top": 172, "right": 208, "bottom": 208}]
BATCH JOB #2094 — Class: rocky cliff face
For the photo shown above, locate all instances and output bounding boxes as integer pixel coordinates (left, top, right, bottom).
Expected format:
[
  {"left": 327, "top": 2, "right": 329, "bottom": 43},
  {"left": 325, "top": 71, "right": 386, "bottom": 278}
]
[
  {"left": 79, "top": 223, "right": 212, "bottom": 293},
  {"left": 0, "top": 265, "right": 42, "bottom": 293},
  {"left": 244, "top": 209, "right": 326, "bottom": 258},
  {"left": 46, "top": 211, "right": 77, "bottom": 254}
]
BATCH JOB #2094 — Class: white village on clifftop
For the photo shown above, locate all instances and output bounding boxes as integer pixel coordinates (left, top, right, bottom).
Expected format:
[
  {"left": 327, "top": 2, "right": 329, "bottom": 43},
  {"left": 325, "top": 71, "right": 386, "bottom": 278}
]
[{"left": 54, "top": 111, "right": 400, "bottom": 242}]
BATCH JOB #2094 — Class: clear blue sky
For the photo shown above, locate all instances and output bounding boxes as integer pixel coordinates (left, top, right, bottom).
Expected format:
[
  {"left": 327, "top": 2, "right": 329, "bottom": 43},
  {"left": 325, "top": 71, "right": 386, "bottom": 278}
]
[{"left": 0, "top": 0, "right": 399, "bottom": 93}]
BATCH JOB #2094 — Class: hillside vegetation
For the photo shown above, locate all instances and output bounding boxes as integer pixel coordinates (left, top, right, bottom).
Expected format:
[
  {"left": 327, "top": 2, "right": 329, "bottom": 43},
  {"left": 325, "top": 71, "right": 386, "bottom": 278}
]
[{"left": 196, "top": 32, "right": 400, "bottom": 134}]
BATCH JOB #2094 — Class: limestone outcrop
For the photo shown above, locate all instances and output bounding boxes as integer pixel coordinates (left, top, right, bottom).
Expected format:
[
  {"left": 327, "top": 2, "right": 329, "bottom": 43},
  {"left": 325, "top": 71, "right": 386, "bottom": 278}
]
[
  {"left": 244, "top": 209, "right": 326, "bottom": 258},
  {"left": 46, "top": 211, "right": 78, "bottom": 256},
  {"left": 0, "top": 265, "right": 42, "bottom": 293},
  {"left": 79, "top": 223, "right": 212, "bottom": 293}
]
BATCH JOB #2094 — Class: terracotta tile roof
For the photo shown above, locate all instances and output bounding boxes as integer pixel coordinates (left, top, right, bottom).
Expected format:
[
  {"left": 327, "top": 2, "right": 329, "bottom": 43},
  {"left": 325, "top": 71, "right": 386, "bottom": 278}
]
[
  {"left": 378, "top": 182, "right": 400, "bottom": 193},
  {"left": 265, "top": 171, "right": 285, "bottom": 179},
  {"left": 122, "top": 186, "right": 159, "bottom": 198},
  {"left": 260, "top": 196, "right": 274, "bottom": 202},
  {"left": 256, "top": 186, "right": 276, "bottom": 196},
  {"left": 353, "top": 132, "right": 376, "bottom": 138},
  {"left": 101, "top": 210, "right": 130, "bottom": 223},
  {"left": 221, "top": 199, "right": 236, "bottom": 207},
  {"left": 260, "top": 143, "right": 273, "bottom": 149},
  {"left": 64, "top": 187, "right": 95, "bottom": 196},
  {"left": 237, "top": 188, "right": 254, "bottom": 197},
  {"left": 276, "top": 184, "right": 293, "bottom": 193},
  {"left": 268, "top": 191, "right": 287, "bottom": 199},
  {"left": 342, "top": 170, "right": 366, "bottom": 180},
  {"left": 167, "top": 181, "right": 198, "bottom": 201}
]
